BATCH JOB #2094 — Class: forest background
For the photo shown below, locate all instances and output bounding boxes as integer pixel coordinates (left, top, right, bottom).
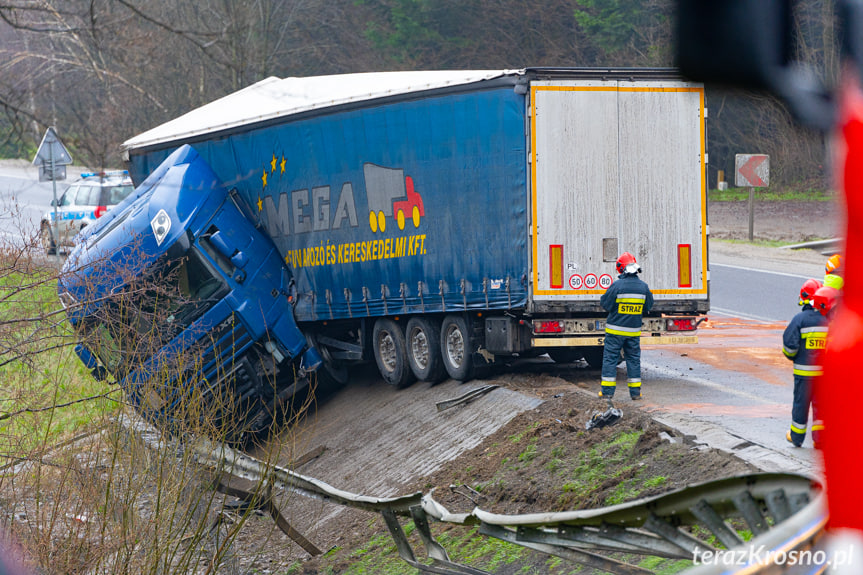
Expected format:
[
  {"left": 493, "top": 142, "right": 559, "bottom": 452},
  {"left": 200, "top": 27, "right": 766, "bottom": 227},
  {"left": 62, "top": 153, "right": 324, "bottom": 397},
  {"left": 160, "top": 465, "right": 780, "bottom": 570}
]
[{"left": 0, "top": 0, "right": 839, "bottom": 190}]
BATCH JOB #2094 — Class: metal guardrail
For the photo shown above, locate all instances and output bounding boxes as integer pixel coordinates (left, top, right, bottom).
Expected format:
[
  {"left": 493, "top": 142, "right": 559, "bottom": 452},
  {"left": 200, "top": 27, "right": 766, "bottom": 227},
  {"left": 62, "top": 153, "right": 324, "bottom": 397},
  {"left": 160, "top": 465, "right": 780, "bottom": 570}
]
[
  {"left": 123, "top": 416, "right": 826, "bottom": 574},
  {"left": 779, "top": 238, "right": 842, "bottom": 254}
]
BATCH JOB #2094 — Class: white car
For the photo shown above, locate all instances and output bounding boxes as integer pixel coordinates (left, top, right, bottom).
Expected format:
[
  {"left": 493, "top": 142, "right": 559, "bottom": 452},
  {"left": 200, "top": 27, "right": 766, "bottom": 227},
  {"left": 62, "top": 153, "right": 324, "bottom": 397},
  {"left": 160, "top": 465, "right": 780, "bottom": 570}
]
[{"left": 40, "top": 171, "right": 134, "bottom": 254}]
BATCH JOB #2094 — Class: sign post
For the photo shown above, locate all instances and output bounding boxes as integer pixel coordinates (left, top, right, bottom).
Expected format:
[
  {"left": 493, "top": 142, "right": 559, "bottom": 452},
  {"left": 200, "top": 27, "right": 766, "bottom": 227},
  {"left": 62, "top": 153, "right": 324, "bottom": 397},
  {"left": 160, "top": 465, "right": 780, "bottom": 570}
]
[
  {"left": 735, "top": 154, "right": 770, "bottom": 241},
  {"left": 32, "top": 127, "right": 73, "bottom": 248}
]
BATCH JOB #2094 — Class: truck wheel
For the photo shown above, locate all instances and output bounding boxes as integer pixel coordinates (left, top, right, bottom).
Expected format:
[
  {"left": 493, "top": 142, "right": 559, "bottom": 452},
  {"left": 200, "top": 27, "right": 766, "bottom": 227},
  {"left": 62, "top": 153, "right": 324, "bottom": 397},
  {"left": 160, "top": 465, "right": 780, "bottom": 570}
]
[
  {"left": 440, "top": 314, "right": 475, "bottom": 382},
  {"left": 581, "top": 348, "right": 604, "bottom": 369},
  {"left": 406, "top": 317, "right": 446, "bottom": 383},
  {"left": 548, "top": 349, "right": 581, "bottom": 364},
  {"left": 40, "top": 223, "right": 56, "bottom": 255},
  {"left": 306, "top": 333, "right": 349, "bottom": 395},
  {"left": 372, "top": 319, "right": 416, "bottom": 388}
]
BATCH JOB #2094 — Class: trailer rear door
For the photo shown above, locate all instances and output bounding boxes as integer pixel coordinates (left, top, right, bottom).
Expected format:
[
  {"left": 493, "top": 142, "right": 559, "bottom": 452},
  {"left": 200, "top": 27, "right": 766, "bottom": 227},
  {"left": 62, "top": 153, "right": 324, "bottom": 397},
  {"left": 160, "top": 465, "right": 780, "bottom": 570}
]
[{"left": 530, "top": 78, "right": 707, "bottom": 304}]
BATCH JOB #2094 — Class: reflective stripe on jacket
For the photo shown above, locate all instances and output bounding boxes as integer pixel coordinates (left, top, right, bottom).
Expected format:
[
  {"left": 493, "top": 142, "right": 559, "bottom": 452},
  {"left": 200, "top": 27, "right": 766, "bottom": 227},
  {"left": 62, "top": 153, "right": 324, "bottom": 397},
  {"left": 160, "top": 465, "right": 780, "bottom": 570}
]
[
  {"left": 782, "top": 307, "right": 829, "bottom": 376},
  {"left": 601, "top": 274, "right": 654, "bottom": 337}
]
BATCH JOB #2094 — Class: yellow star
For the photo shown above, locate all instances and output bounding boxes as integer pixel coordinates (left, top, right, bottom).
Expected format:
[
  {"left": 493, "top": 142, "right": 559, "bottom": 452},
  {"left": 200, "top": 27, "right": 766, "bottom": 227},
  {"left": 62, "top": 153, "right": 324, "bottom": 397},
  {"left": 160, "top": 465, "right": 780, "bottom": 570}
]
[
  {"left": 271, "top": 154, "right": 277, "bottom": 173},
  {"left": 262, "top": 170, "right": 268, "bottom": 189},
  {"left": 257, "top": 196, "right": 263, "bottom": 212},
  {"left": 280, "top": 156, "right": 286, "bottom": 174}
]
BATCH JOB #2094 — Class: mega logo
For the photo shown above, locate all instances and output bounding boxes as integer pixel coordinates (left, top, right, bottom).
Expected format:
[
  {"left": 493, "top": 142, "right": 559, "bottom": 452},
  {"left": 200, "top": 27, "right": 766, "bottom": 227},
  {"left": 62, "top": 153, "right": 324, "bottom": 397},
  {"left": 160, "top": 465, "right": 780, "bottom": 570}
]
[
  {"left": 258, "top": 162, "right": 424, "bottom": 236},
  {"left": 256, "top": 158, "right": 427, "bottom": 268}
]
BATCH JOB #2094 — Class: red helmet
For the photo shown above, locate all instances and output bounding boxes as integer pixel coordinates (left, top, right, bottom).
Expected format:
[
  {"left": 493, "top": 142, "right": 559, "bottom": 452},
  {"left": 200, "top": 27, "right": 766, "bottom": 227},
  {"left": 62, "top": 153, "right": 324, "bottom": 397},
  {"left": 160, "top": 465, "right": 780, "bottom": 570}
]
[
  {"left": 812, "top": 286, "right": 839, "bottom": 316},
  {"left": 825, "top": 254, "right": 843, "bottom": 275},
  {"left": 616, "top": 252, "right": 639, "bottom": 274},
  {"left": 799, "top": 278, "right": 823, "bottom": 306}
]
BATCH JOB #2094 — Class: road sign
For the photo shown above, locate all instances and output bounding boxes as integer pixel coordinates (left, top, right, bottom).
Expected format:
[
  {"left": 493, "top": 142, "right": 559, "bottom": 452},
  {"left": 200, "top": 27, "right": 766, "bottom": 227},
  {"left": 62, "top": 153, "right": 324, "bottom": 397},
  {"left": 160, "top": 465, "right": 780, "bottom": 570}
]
[
  {"left": 32, "top": 127, "right": 72, "bottom": 182},
  {"left": 735, "top": 154, "right": 769, "bottom": 187},
  {"left": 38, "top": 164, "right": 66, "bottom": 182},
  {"left": 599, "top": 274, "right": 613, "bottom": 289}
]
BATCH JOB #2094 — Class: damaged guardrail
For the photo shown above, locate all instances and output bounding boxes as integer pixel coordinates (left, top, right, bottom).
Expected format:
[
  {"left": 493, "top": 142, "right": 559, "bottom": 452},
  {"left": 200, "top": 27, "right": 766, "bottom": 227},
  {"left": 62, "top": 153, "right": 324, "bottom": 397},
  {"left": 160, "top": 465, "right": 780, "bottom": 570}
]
[{"left": 123, "top": 415, "right": 826, "bottom": 574}]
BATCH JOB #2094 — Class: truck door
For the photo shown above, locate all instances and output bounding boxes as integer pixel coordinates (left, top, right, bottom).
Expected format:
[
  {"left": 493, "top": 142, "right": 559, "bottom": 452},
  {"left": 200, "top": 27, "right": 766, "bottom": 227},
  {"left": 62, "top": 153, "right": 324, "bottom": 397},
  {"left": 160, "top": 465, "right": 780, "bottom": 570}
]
[{"left": 529, "top": 78, "right": 707, "bottom": 306}]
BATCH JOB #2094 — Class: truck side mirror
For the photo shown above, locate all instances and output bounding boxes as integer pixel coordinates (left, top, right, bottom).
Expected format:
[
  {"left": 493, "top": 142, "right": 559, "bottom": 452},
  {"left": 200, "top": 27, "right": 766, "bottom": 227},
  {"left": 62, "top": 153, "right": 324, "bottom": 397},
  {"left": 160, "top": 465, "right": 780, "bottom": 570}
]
[
  {"left": 210, "top": 230, "right": 249, "bottom": 269},
  {"left": 75, "top": 343, "right": 108, "bottom": 381}
]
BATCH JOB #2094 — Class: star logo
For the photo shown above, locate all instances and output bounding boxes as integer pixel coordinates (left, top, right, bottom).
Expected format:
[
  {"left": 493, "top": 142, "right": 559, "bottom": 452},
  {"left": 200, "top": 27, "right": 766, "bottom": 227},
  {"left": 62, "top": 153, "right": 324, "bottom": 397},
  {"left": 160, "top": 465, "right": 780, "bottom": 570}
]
[
  {"left": 270, "top": 154, "right": 277, "bottom": 173},
  {"left": 262, "top": 169, "right": 268, "bottom": 189},
  {"left": 280, "top": 156, "right": 286, "bottom": 174}
]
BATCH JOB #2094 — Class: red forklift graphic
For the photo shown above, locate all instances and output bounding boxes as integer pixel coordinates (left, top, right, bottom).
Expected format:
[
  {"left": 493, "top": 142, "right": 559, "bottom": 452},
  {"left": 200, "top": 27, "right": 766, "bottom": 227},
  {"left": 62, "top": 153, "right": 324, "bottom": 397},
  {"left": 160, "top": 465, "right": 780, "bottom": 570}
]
[{"left": 363, "top": 163, "right": 425, "bottom": 233}]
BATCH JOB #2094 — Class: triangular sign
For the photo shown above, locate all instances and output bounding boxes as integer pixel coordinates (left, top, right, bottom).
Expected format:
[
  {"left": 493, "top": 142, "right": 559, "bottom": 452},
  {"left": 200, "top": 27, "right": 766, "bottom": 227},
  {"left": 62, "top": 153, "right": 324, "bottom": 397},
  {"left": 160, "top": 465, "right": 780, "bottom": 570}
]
[{"left": 32, "top": 127, "right": 72, "bottom": 166}]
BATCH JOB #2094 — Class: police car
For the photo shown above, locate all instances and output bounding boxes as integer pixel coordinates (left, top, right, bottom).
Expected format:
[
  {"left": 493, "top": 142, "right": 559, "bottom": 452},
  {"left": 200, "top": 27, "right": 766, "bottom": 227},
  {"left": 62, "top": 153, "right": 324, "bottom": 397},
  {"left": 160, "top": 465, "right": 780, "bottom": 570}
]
[{"left": 40, "top": 170, "right": 134, "bottom": 255}]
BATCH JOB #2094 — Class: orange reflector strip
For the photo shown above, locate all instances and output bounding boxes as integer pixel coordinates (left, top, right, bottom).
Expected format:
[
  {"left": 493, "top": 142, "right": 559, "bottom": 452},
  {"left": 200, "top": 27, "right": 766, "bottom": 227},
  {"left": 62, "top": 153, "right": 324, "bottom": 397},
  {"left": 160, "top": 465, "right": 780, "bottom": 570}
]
[
  {"left": 678, "top": 244, "right": 692, "bottom": 287},
  {"left": 549, "top": 245, "right": 563, "bottom": 288}
]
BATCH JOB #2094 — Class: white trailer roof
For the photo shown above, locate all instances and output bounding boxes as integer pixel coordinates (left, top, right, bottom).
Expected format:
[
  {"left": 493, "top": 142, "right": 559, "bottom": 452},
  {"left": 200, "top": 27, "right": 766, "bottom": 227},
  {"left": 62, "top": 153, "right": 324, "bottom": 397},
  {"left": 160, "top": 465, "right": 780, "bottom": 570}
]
[{"left": 122, "top": 70, "right": 518, "bottom": 151}]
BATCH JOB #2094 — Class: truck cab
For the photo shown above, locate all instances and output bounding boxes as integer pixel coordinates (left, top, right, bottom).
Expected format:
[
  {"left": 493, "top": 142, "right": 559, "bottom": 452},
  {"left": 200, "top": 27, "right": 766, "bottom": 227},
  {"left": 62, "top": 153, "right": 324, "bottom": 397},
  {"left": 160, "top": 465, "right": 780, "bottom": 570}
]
[{"left": 60, "top": 145, "right": 320, "bottom": 441}]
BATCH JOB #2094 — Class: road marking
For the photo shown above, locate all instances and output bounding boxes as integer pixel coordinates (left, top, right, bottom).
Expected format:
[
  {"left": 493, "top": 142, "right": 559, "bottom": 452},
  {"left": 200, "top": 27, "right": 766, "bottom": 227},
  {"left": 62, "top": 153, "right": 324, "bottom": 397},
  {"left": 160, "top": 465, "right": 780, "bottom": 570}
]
[
  {"left": 708, "top": 306, "right": 779, "bottom": 323},
  {"left": 711, "top": 262, "right": 814, "bottom": 280}
]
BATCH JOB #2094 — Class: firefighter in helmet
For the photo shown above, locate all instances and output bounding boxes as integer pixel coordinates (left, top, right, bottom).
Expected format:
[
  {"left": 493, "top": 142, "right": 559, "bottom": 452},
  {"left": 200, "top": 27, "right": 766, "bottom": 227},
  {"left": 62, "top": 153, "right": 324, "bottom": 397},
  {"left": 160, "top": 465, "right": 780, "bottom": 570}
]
[
  {"left": 782, "top": 282, "right": 834, "bottom": 447},
  {"left": 824, "top": 253, "right": 844, "bottom": 290},
  {"left": 599, "top": 252, "right": 654, "bottom": 400}
]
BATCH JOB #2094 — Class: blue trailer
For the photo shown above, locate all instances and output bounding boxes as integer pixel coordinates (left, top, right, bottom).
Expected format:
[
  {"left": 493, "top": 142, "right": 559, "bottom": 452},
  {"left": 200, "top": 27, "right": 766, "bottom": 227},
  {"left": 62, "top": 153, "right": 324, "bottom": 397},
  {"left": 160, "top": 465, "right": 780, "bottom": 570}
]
[{"left": 61, "top": 68, "right": 708, "bottom": 436}]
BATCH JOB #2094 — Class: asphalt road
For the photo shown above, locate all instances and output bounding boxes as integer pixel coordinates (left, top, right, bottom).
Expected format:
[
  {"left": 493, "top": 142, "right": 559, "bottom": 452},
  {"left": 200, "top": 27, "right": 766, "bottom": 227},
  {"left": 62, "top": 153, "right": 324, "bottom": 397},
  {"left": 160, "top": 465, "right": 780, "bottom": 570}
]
[
  {"left": 711, "top": 262, "right": 819, "bottom": 323},
  {"left": 0, "top": 162, "right": 70, "bottom": 243}
]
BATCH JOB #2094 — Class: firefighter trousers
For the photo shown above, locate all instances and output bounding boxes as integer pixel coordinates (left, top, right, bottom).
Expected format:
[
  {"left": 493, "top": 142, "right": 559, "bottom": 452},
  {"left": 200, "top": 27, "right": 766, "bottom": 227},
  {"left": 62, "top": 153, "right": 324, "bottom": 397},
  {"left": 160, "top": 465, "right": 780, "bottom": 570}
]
[
  {"left": 600, "top": 333, "right": 642, "bottom": 398},
  {"left": 789, "top": 374, "right": 822, "bottom": 447}
]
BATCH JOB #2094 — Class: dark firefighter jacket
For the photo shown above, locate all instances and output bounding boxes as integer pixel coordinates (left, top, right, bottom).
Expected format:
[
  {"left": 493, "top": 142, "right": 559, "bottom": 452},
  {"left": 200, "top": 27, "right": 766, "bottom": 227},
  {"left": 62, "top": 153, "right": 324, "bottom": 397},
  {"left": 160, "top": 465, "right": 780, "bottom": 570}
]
[
  {"left": 600, "top": 273, "right": 654, "bottom": 337},
  {"left": 782, "top": 307, "right": 829, "bottom": 377}
]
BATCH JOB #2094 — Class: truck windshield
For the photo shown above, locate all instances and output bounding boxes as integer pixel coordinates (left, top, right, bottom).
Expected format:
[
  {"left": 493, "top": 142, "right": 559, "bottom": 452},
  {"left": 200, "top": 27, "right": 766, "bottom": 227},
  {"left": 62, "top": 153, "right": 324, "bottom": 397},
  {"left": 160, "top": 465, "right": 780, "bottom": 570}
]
[{"left": 79, "top": 247, "right": 228, "bottom": 377}]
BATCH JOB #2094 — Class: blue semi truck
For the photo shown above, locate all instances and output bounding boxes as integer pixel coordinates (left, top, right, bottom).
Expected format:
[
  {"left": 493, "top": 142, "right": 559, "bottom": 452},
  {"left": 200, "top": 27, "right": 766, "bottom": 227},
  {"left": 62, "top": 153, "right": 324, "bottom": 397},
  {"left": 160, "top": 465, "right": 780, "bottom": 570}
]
[{"left": 60, "top": 68, "right": 709, "bottom": 436}]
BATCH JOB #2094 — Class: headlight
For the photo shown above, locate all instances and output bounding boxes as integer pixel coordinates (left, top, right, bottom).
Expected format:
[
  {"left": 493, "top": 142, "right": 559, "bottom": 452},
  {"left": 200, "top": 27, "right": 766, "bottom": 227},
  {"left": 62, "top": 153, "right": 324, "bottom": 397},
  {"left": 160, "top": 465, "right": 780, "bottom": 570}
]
[{"left": 150, "top": 209, "right": 171, "bottom": 246}]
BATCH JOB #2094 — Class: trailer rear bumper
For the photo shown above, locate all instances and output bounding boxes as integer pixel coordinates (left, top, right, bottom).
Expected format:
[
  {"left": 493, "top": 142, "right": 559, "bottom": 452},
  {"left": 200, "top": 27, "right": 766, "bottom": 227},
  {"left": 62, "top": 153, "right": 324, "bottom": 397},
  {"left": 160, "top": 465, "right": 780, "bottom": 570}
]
[{"left": 532, "top": 334, "right": 698, "bottom": 347}]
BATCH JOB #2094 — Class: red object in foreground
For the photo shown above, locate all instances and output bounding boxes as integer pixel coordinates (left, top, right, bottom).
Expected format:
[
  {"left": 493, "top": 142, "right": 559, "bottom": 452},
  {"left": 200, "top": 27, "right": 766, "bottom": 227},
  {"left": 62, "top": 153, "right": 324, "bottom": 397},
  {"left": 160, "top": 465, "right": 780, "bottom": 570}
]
[{"left": 819, "top": 73, "right": 863, "bottom": 529}]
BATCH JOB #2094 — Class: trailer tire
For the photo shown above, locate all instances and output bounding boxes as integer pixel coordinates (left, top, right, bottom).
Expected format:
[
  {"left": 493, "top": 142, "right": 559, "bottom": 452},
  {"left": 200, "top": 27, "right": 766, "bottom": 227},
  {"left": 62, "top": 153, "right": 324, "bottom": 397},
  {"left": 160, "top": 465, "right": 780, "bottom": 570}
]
[
  {"left": 305, "top": 333, "right": 349, "bottom": 395},
  {"left": 548, "top": 349, "right": 581, "bottom": 364},
  {"left": 580, "top": 348, "right": 603, "bottom": 369},
  {"left": 372, "top": 319, "right": 416, "bottom": 389},
  {"left": 406, "top": 317, "right": 446, "bottom": 383},
  {"left": 440, "top": 314, "right": 475, "bottom": 382}
]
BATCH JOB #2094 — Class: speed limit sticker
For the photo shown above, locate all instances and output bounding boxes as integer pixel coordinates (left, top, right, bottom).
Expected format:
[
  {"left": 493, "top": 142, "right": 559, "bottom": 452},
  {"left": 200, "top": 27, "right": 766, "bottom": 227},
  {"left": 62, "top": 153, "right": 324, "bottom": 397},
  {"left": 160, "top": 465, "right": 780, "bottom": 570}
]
[
  {"left": 584, "top": 274, "right": 598, "bottom": 289},
  {"left": 599, "top": 274, "right": 613, "bottom": 289},
  {"left": 568, "top": 274, "right": 583, "bottom": 289}
]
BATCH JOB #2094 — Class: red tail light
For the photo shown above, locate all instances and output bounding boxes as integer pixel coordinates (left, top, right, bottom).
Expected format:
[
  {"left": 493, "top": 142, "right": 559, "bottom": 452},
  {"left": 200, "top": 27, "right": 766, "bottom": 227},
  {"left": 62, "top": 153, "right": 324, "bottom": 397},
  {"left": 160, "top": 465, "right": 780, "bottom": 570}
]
[
  {"left": 666, "top": 317, "right": 697, "bottom": 331},
  {"left": 94, "top": 206, "right": 107, "bottom": 218},
  {"left": 534, "top": 320, "right": 564, "bottom": 333}
]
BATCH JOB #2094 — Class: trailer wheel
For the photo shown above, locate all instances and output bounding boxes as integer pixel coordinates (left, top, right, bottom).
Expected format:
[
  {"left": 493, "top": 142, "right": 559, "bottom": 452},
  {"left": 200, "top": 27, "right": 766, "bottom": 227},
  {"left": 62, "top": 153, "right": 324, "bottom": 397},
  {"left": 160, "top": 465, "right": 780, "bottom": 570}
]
[
  {"left": 406, "top": 317, "right": 446, "bottom": 383},
  {"left": 548, "top": 349, "right": 581, "bottom": 364},
  {"left": 440, "top": 314, "right": 474, "bottom": 382},
  {"left": 372, "top": 319, "right": 416, "bottom": 388},
  {"left": 581, "top": 348, "right": 604, "bottom": 369}
]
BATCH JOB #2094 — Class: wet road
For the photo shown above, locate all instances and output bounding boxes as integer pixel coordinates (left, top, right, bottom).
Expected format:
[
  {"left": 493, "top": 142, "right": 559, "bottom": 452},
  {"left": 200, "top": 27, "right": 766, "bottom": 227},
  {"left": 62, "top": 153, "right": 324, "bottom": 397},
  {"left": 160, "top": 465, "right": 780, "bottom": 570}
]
[{"left": 632, "top": 248, "right": 827, "bottom": 474}]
